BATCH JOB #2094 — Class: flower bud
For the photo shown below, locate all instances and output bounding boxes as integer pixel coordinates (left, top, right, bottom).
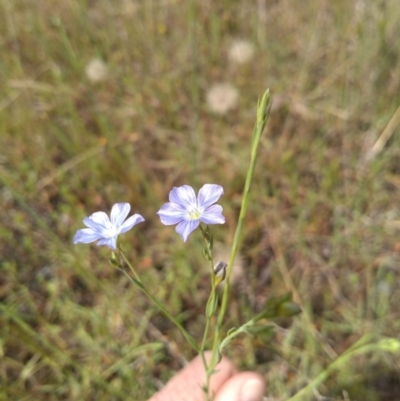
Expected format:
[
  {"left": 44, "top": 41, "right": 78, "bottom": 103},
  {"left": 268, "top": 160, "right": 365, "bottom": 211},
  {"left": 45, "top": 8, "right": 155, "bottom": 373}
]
[
  {"left": 214, "top": 261, "right": 227, "bottom": 282},
  {"left": 278, "top": 301, "right": 302, "bottom": 317},
  {"left": 109, "top": 252, "right": 120, "bottom": 267}
]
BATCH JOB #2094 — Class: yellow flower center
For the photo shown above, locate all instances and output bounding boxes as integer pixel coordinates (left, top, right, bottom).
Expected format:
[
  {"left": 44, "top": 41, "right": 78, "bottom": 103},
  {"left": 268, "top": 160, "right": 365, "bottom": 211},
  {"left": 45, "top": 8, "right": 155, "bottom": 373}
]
[
  {"left": 187, "top": 206, "right": 202, "bottom": 220},
  {"left": 103, "top": 222, "right": 118, "bottom": 238}
]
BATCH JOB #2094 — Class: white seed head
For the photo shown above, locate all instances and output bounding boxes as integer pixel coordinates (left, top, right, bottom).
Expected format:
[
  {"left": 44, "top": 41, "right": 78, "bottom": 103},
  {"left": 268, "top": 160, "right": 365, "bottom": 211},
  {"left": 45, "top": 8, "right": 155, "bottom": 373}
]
[
  {"left": 85, "top": 58, "right": 108, "bottom": 82},
  {"left": 228, "top": 39, "right": 255, "bottom": 65},
  {"left": 206, "top": 83, "right": 239, "bottom": 115}
]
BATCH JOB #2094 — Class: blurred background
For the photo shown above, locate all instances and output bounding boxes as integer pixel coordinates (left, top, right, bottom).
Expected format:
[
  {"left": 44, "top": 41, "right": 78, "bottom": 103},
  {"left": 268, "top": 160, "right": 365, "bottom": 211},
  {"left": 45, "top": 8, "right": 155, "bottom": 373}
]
[{"left": 1, "top": 0, "right": 400, "bottom": 400}]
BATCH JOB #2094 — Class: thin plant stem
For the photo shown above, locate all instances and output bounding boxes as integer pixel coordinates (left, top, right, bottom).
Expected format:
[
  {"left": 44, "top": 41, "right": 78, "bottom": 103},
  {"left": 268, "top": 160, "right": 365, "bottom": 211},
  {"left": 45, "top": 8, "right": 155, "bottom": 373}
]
[
  {"left": 198, "top": 225, "right": 217, "bottom": 401},
  {"left": 118, "top": 249, "right": 200, "bottom": 352},
  {"left": 210, "top": 89, "right": 271, "bottom": 366},
  {"left": 199, "top": 289, "right": 214, "bottom": 400},
  {"left": 286, "top": 335, "right": 396, "bottom": 401}
]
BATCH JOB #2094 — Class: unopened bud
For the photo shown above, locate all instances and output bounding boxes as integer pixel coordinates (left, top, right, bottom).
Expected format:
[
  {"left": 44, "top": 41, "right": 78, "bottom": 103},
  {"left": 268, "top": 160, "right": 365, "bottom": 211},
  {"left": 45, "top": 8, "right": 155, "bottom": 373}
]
[
  {"left": 278, "top": 301, "right": 302, "bottom": 317},
  {"left": 109, "top": 252, "right": 120, "bottom": 267},
  {"left": 214, "top": 261, "right": 227, "bottom": 281}
]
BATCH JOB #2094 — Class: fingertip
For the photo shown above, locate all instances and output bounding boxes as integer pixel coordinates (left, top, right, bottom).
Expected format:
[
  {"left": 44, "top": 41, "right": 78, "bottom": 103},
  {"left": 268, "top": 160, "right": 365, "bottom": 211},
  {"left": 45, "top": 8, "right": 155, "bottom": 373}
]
[
  {"left": 147, "top": 352, "right": 237, "bottom": 401},
  {"left": 214, "top": 372, "right": 266, "bottom": 401}
]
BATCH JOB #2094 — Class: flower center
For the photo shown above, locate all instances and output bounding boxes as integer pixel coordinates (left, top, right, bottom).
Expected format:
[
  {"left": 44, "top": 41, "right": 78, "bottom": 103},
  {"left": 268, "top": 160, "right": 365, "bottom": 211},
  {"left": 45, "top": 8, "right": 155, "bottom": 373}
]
[
  {"left": 187, "top": 205, "right": 203, "bottom": 220},
  {"left": 102, "top": 222, "right": 118, "bottom": 238}
]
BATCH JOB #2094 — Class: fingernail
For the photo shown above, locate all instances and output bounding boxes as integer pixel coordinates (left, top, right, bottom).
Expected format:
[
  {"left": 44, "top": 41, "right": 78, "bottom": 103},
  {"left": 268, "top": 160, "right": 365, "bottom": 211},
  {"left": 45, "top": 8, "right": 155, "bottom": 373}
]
[{"left": 239, "top": 378, "right": 265, "bottom": 401}]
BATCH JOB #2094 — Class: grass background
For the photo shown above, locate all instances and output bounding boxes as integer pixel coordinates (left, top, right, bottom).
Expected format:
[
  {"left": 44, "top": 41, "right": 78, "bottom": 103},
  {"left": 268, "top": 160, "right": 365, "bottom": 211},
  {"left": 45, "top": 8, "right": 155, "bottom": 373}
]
[{"left": 1, "top": 0, "right": 400, "bottom": 400}]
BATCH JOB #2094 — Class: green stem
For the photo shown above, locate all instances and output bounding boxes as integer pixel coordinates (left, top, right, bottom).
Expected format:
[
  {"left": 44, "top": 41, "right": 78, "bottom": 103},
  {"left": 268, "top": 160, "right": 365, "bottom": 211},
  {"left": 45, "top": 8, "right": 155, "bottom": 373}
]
[
  {"left": 200, "top": 292, "right": 213, "bottom": 401},
  {"left": 218, "top": 311, "right": 267, "bottom": 351},
  {"left": 286, "top": 335, "right": 385, "bottom": 401},
  {"left": 210, "top": 89, "right": 271, "bottom": 366},
  {"left": 118, "top": 249, "right": 199, "bottom": 352},
  {"left": 198, "top": 226, "right": 217, "bottom": 401}
]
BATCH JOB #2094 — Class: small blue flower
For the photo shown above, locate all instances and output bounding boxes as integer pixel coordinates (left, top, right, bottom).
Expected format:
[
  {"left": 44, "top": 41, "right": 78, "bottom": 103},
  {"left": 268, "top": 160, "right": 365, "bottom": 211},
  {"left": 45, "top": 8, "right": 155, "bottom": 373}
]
[
  {"left": 157, "top": 184, "right": 225, "bottom": 242},
  {"left": 73, "top": 203, "right": 144, "bottom": 250}
]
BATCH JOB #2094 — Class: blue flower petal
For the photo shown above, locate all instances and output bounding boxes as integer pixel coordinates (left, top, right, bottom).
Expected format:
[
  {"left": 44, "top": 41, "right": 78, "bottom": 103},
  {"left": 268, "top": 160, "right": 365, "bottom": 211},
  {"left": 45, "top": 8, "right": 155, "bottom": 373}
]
[
  {"left": 200, "top": 204, "right": 225, "bottom": 225},
  {"left": 119, "top": 214, "right": 145, "bottom": 233},
  {"left": 198, "top": 184, "right": 224, "bottom": 209},
  {"left": 73, "top": 228, "right": 103, "bottom": 244},
  {"left": 110, "top": 203, "right": 131, "bottom": 227},
  {"left": 169, "top": 185, "right": 197, "bottom": 209},
  {"left": 157, "top": 203, "right": 187, "bottom": 225},
  {"left": 157, "top": 184, "right": 225, "bottom": 242},
  {"left": 84, "top": 212, "right": 110, "bottom": 230},
  {"left": 175, "top": 219, "right": 199, "bottom": 242},
  {"left": 74, "top": 203, "right": 143, "bottom": 250},
  {"left": 97, "top": 237, "right": 117, "bottom": 250}
]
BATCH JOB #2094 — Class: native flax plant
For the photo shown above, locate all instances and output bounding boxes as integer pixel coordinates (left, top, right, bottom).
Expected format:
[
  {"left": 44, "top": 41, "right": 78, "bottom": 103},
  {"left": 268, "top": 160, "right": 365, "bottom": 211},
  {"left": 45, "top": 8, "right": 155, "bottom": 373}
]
[
  {"left": 157, "top": 184, "right": 226, "bottom": 396},
  {"left": 155, "top": 89, "right": 300, "bottom": 401},
  {"left": 73, "top": 202, "right": 199, "bottom": 351},
  {"left": 73, "top": 89, "right": 301, "bottom": 401}
]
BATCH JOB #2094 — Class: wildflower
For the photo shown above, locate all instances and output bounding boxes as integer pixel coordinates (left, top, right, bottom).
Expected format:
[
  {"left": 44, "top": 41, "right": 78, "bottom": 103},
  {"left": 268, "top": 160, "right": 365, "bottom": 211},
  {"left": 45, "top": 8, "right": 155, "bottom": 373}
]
[
  {"left": 206, "top": 83, "right": 239, "bottom": 115},
  {"left": 73, "top": 203, "right": 144, "bottom": 250},
  {"left": 228, "top": 39, "right": 255, "bottom": 65},
  {"left": 157, "top": 184, "right": 225, "bottom": 242},
  {"left": 85, "top": 58, "right": 108, "bottom": 82}
]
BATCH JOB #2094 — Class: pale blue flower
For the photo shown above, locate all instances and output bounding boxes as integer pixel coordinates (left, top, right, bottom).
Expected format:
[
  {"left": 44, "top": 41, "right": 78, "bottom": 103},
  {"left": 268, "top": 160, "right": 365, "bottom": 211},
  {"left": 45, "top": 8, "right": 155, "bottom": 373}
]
[
  {"left": 157, "top": 184, "right": 225, "bottom": 242},
  {"left": 73, "top": 203, "right": 144, "bottom": 250}
]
